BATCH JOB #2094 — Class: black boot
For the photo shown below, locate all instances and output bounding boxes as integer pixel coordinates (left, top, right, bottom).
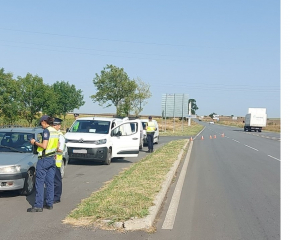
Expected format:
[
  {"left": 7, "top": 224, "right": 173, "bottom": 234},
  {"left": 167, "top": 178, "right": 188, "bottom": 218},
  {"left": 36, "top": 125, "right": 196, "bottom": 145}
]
[{"left": 27, "top": 207, "right": 43, "bottom": 212}]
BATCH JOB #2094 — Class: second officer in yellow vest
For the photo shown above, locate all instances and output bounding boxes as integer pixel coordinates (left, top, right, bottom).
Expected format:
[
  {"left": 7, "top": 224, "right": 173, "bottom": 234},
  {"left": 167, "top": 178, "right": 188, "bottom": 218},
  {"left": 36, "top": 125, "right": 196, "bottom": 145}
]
[
  {"left": 146, "top": 116, "right": 157, "bottom": 153},
  {"left": 53, "top": 117, "right": 65, "bottom": 204},
  {"left": 28, "top": 115, "right": 58, "bottom": 212}
]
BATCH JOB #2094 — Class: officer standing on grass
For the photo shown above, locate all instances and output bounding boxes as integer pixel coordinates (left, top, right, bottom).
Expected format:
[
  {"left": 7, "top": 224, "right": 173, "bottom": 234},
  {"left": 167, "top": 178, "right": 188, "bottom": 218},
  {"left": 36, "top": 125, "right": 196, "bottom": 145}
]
[
  {"left": 27, "top": 115, "right": 59, "bottom": 212},
  {"left": 146, "top": 116, "right": 157, "bottom": 153},
  {"left": 53, "top": 117, "right": 65, "bottom": 204}
]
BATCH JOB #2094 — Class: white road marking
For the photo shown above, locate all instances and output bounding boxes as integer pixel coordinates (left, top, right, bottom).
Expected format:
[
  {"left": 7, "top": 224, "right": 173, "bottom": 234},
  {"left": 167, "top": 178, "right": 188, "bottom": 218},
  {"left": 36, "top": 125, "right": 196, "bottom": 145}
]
[
  {"left": 162, "top": 140, "right": 193, "bottom": 229},
  {"left": 244, "top": 145, "right": 259, "bottom": 151},
  {"left": 232, "top": 139, "right": 240, "bottom": 143},
  {"left": 268, "top": 155, "right": 280, "bottom": 161}
]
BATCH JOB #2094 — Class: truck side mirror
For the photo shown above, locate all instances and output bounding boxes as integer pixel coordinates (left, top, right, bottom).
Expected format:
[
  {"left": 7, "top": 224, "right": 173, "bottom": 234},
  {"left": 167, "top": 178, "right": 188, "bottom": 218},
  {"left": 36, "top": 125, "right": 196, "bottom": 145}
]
[{"left": 66, "top": 128, "right": 69, "bottom": 132}]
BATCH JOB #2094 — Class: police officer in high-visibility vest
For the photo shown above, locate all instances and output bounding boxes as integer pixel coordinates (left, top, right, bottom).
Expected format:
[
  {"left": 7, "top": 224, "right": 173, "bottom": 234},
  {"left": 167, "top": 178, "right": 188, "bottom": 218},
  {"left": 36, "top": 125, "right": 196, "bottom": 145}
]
[
  {"left": 53, "top": 117, "right": 65, "bottom": 204},
  {"left": 28, "top": 115, "right": 59, "bottom": 212},
  {"left": 146, "top": 116, "right": 157, "bottom": 153}
]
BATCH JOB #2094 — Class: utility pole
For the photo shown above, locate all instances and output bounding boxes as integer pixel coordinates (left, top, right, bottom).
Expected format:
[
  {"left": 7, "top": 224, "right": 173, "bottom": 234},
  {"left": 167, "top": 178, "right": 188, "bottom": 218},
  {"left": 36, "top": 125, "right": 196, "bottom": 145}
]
[{"left": 188, "top": 101, "right": 191, "bottom": 126}]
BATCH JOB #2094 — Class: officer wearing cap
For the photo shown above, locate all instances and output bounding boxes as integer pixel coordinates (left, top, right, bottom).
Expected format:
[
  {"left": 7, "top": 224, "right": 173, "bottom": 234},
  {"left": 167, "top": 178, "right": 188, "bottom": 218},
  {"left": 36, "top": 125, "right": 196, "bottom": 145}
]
[
  {"left": 28, "top": 115, "right": 59, "bottom": 212},
  {"left": 53, "top": 117, "right": 65, "bottom": 204},
  {"left": 146, "top": 116, "right": 157, "bottom": 153}
]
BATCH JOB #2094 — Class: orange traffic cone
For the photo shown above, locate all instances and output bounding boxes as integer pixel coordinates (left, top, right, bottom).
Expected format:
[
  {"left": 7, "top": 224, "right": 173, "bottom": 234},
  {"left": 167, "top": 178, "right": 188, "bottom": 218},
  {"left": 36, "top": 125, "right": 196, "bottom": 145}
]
[
  {"left": 214, "top": 135, "right": 216, "bottom": 139},
  {"left": 210, "top": 135, "right": 212, "bottom": 139},
  {"left": 201, "top": 136, "right": 204, "bottom": 140},
  {"left": 221, "top": 133, "right": 224, "bottom": 137},
  {"left": 190, "top": 137, "right": 193, "bottom": 141}
]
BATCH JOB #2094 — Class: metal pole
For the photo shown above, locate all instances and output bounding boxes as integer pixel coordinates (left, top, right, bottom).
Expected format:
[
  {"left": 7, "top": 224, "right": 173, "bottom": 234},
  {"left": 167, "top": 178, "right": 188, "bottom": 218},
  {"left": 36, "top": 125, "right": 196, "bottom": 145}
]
[
  {"left": 165, "top": 94, "right": 167, "bottom": 132},
  {"left": 188, "top": 101, "right": 191, "bottom": 126},
  {"left": 173, "top": 94, "right": 175, "bottom": 133},
  {"left": 182, "top": 94, "right": 184, "bottom": 131}
]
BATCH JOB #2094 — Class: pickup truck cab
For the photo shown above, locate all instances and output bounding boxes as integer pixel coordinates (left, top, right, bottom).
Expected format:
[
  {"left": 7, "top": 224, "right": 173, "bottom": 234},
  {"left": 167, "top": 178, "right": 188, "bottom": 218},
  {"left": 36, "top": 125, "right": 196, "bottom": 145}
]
[{"left": 65, "top": 117, "right": 141, "bottom": 165}]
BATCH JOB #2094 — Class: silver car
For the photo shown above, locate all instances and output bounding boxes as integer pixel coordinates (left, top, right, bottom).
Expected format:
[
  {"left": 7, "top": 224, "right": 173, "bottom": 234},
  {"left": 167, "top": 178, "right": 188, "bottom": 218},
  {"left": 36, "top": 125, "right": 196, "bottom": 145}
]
[{"left": 0, "top": 126, "right": 68, "bottom": 195}]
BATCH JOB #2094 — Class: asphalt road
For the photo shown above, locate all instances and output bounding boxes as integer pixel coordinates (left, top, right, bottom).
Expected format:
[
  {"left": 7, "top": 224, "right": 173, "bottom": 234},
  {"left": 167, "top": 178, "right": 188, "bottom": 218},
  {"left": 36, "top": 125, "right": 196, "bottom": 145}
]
[
  {"left": 0, "top": 123, "right": 280, "bottom": 240},
  {"left": 150, "top": 122, "right": 280, "bottom": 240}
]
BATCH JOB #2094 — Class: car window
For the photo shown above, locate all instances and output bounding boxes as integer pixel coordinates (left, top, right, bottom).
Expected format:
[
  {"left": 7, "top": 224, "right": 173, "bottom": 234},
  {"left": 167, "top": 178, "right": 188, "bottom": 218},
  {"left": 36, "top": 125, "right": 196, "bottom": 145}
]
[
  {"left": 37, "top": 133, "right": 43, "bottom": 143},
  {"left": 142, "top": 122, "right": 147, "bottom": 129},
  {"left": 112, "top": 122, "right": 137, "bottom": 136},
  {"left": 0, "top": 132, "right": 33, "bottom": 152}
]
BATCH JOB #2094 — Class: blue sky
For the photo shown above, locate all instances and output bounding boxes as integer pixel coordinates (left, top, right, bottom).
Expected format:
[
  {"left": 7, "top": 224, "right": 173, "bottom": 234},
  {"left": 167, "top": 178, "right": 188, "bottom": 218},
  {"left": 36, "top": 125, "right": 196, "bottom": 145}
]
[{"left": 0, "top": 1, "right": 280, "bottom": 118}]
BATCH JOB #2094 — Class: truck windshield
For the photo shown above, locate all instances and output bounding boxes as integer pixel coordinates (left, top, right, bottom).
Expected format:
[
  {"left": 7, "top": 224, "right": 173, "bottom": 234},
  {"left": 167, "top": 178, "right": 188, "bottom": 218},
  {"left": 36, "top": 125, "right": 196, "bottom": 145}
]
[{"left": 70, "top": 120, "right": 110, "bottom": 134}]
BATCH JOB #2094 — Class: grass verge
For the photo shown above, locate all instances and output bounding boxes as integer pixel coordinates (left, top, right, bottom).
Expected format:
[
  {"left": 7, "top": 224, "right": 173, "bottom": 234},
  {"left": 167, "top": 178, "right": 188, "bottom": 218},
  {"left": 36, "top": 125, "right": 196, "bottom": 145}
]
[
  {"left": 63, "top": 139, "right": 189, "bottom": 228},
  {"left": 159, "top": 121, "right": 203, "bottom": 136}
]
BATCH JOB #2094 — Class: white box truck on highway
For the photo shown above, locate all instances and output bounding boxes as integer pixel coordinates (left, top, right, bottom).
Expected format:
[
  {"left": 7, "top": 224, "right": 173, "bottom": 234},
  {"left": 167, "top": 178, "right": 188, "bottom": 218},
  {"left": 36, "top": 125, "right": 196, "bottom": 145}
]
[{"left": 243, "top": 108, "right": 267, "bottom": 132}]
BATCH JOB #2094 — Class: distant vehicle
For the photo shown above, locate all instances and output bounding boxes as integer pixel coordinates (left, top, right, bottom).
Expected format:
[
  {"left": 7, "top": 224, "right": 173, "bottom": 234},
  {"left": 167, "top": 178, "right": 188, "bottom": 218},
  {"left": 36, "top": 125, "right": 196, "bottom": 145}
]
[
  {"left": 243, "top": 108, "right": 267, "bottom": 132},
  {"left": 209, "top": 121, "right": 214, "bottom": 124},
  {"left": 65, "top": 117, "right": 141, "bottom": 165},
  {"left": 141, "top": 119, "right": 159, "bottom": 145}
]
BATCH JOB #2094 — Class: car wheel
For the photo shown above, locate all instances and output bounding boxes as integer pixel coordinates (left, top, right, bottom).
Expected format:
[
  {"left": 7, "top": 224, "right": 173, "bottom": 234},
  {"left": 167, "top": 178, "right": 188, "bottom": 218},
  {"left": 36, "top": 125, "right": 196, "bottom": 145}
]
[
  {"left": 103, "top": 149, "right": 112, "bottom": 165},
  {"left": 20, "top": 169, "right": 35, "bottom": 196},
  {"left": 60, "top": 159, "right": 65, "bottom": 178}
]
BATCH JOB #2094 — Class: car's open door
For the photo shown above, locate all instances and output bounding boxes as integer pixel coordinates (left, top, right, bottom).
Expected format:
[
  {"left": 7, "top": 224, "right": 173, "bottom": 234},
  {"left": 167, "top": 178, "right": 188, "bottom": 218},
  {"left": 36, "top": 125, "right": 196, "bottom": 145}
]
[{"left": 111, "top": 120, "right": 140, "bottom": 158}]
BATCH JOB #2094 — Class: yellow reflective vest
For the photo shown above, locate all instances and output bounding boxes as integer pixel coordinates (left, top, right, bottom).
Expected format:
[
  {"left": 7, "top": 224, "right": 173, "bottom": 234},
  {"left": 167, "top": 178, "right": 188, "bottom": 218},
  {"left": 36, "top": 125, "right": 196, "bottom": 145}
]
[
  {"left": 55, "top": 131, "right": 65, "bottom": 167},
  {"left": 147, "top": 121, "right": 156, "bottom": 132},
  {"left": 37, "top": 126, "right": 59, "bottom": 158}
]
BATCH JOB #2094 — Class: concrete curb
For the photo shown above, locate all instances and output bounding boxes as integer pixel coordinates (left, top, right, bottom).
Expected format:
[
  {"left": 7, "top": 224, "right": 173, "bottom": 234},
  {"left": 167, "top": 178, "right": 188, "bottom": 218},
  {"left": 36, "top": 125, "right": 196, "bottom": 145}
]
[{"left": 115, "top": 139, "right": 190, "bottom": 230}]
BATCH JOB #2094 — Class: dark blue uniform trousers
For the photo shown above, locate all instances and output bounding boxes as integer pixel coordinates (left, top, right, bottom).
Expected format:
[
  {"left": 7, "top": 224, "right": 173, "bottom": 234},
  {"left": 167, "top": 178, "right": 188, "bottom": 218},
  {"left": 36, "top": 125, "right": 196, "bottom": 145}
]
[
  {"left": 147, "top": 132, "right": 155, "bottom": 150},
  {"left": 54, "top": 167, "right": 62, "bottom": 202},
  {"left": 34, "top": 156, "right": 56, "bottom": 208}
]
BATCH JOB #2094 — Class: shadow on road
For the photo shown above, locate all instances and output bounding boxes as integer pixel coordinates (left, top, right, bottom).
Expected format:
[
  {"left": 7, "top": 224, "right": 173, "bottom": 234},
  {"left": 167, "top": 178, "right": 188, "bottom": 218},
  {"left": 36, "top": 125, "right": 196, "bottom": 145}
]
[
  {"left": 26, "top": 191, "right": 35, "bottom": 206},
  {"left": 68, "top": 158, "right": 132, "bottom": 165},
  {"left": 0, "top": 190, "right": 20, "bottom": 198}
]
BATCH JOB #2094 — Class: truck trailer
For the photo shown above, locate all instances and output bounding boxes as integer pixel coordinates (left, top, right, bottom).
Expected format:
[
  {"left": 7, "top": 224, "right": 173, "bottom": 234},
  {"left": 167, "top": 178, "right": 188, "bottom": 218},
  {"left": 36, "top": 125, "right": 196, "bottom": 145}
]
[{"left": 244, "top": 108, "right": 267, "bottom": 132}]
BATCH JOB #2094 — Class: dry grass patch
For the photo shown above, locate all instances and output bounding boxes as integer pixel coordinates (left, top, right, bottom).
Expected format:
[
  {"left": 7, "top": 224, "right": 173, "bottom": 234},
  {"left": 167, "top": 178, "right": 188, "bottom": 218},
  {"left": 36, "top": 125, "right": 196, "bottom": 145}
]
[
  {"left": 217, "top": 120, "right": 280, "bottom": 133},
  {"left": 64, "top": 139, "right": 188, "bottom": 227},
  {"left": 158, "top": 119, "right": 203, "bottom": 136}
]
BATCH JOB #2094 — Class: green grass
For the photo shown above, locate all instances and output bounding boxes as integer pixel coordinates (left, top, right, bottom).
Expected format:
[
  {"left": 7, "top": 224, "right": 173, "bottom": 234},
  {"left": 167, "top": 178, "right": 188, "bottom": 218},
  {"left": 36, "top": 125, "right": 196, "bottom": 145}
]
[{"left": 64, "top": 139, "right": 188, "bottom": 226}]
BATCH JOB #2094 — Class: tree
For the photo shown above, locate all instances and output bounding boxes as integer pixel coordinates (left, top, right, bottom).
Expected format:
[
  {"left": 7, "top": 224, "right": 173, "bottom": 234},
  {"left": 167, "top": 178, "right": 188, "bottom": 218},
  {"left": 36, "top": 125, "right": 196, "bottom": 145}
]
[
  {"left": 131, "top": 77, "right": 152, "bottom": 116},
  {"left": 0, "top": 68, "right": 21, "bottom": 124},
  {"left": 117, "top": 95, "right": 135, "bottom": 117},
  {"left": 17, "top": 73, "right": 52, "bottom": 126},
  {"left": 209, "top": 113, "right": 217, "bottom": 119},
  {"left": 90, "top": 64, "right": 137, "bottom": 115},
  {"left": 188, "top": 99, "right": 198, "bottom": 115},
  {"left": 50, "top": 81, "right": 85, "bottom": 119}
]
